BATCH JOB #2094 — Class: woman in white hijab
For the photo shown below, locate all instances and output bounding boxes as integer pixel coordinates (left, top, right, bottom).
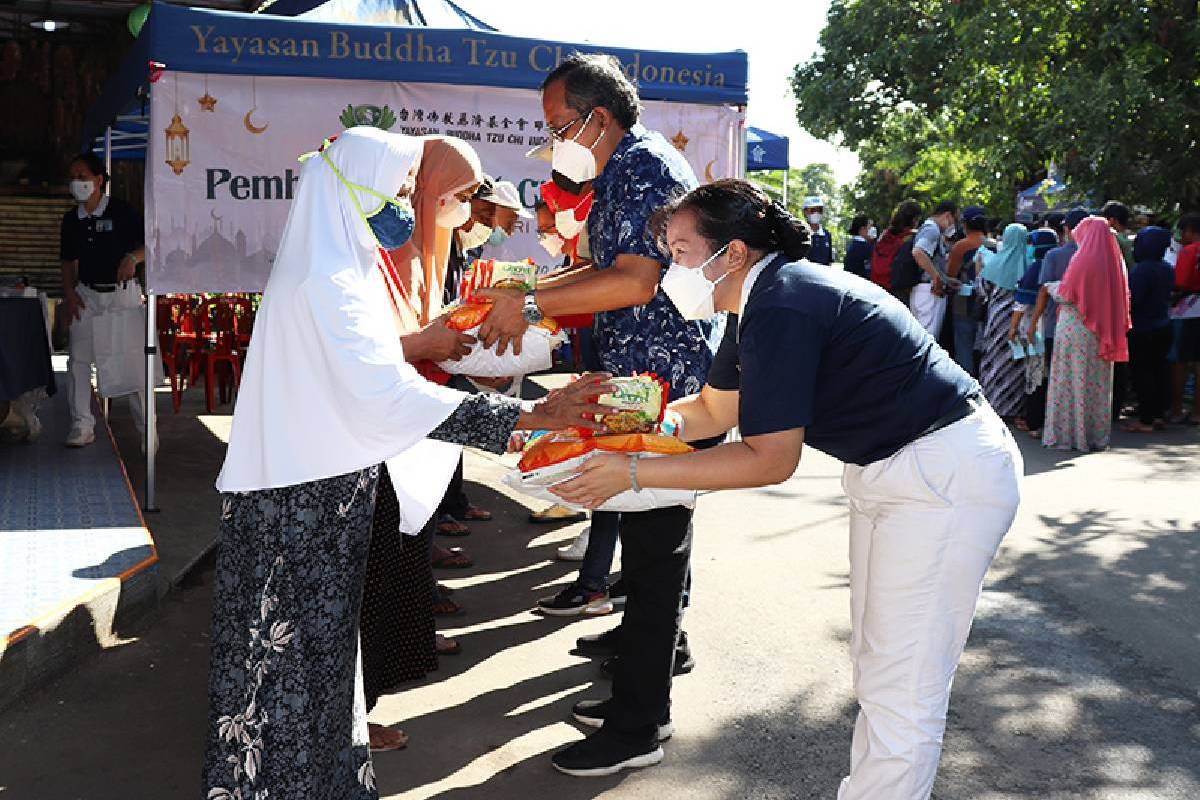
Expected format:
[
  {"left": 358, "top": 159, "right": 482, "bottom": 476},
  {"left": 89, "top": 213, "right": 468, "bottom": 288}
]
[{"left": 203, "top": 127, "right": 607, "bottom": 800}]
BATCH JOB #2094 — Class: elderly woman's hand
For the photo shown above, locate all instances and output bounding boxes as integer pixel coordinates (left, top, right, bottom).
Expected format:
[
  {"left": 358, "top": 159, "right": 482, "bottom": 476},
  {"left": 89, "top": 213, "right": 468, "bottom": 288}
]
[{"left": 517, "top": 373, "right": 613, "bottom": 433}]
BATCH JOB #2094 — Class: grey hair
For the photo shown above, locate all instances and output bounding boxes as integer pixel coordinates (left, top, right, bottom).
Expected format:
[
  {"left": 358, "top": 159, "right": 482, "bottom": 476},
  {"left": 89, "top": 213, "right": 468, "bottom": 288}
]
[{"left": 542, "top": 52, "right": 641, "bottom": 129}]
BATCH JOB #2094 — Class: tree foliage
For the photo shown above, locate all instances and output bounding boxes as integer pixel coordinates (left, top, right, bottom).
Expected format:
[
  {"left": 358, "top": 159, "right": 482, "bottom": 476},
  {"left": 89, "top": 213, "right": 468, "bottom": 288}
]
[{"left": 793, "top": 0, "right": 1200, "bottom": 223}]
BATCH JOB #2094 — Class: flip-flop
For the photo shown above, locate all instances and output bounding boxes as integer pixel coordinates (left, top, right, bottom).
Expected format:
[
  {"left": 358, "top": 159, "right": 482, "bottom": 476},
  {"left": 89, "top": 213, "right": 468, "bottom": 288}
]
[
  {"left": 368, "top": 724, "right": 408, "bottom": 752},
  {"left": 462, "top": 505, "right": 493, "bottom": 521},
  {"left": 435, "top": 634, "right": 462, "bottom": 656},
  {"left": 436, "top": 514, "right": 471, "bottom": 537},
  {"left": 431, "top": 546, "right": 473, "bottom": 569},
  {"left": 433, "top": 597, "right": 466, "bottom": 617}
]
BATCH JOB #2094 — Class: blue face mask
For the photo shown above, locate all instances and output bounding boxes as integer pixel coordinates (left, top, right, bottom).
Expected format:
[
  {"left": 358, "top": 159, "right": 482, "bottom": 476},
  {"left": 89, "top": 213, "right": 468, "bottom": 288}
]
[
  {"left": 486, "top": 227, "right": 509, "bottom": 247},
  {"left": 312, "top": 149, "right": 416, "bottom": 250},
  {"left": 366, "top": 202, "right": 415, "bottom": 250}
]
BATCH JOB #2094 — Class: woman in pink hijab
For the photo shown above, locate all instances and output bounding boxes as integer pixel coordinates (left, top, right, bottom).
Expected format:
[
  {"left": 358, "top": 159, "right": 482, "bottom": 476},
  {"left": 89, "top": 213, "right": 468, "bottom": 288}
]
[{"left": 1032, "top": 215, "right": 1131, "bottom": 450}]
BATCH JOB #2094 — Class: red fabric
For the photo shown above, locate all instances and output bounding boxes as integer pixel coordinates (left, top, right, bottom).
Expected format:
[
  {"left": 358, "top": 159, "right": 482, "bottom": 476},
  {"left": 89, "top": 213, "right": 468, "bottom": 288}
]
[
  {"left": 1059, "top": 217, "right": 1132, "bottom": 362},
  {"left": 1175, "top": 242, "right": 1200, "bottom": 293},
  {"left": 869, "top": 230, "right": 907, "bottom": 289},
  {"left": 415, "top": 360, "right": 452, "bottom": 385},
  {"left": 540, "top": 180, "right": 594, "bottom": 262}
]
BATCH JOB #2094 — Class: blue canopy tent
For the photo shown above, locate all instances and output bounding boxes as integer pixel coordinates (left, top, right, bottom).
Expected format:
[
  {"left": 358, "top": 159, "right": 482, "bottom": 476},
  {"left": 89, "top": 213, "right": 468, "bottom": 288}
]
[
  {"left": 1015, "top": 175, "right": 1073, "bottom": 222},
  {"left": 81, "top": 1, "right": 749, "bottom": 509},
  {"left": 745, "top": 125, "right": 789, "bottom": 202}
]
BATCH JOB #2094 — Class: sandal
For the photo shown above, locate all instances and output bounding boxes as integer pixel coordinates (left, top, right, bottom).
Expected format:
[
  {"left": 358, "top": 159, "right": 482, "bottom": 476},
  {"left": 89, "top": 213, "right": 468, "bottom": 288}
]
[
  {"left": 436, "top": 514, "right": 471, "bottom": 537},
  {"left": 368, "top": 723, "right": 408, "bottom": 752},
  {"left": 433, "top": 597, "right": 466, "bottom": 617},
  {"left": 431, "top": 544, "right": 473, "bottom": 569},
  {"left": 436, "top": 582, "right": 455, "bottom": 596},
  {"left": 1121, "top": 421, "right": 1155, "bottom": 433},
  {"left": 1014, "top": 417, "right": 1030, "bottom": 432},
  {"left": 435, "top": 633, "right": 461, "bottom": 656},
  {"left": 461, "top": 505, "right": 493, "bottom": 521}
]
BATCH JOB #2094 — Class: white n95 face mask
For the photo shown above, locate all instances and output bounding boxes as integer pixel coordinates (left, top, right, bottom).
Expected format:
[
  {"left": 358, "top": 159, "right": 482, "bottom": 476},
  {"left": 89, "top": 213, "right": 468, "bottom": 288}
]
[
  {"left": 69, "top": 180, "right": 94, "bottom": 203},
  {"left": 539, "top": 232, "right": 565, "bottom": 258},
  {"left": 436, "top": 196, "right": 471, "bottom": 230},
  {"left": 555, "top": 207, "right": 587, "bottom": 239},
  {"left": 661, "top": 244, "right": 731, "bottom": 321},
  {"left": 551, "top": 111, "right": 605, "bottom": 186},
  {"left": 458, "top": 221, "right": 491, "bottom": 251},
  {"left": 867, "top": 225, "right": 878, "bottom": 240},
  {"left": 806, "top": 212, "right": 823, "bottom": 226}
]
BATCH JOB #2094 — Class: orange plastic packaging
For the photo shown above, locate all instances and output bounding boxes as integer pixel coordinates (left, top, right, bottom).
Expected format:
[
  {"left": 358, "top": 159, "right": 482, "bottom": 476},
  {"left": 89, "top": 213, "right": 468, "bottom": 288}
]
[
  {"left": 518, "top": 429, "right": 693, "bottom": 474},
  {"left": 445, "top": 299, "right": 561, "bottom": 335}
]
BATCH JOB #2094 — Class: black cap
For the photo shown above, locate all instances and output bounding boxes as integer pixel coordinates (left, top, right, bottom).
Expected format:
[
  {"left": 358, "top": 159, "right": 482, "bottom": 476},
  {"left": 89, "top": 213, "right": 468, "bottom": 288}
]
[{"left": 1065, "top": 207, "right": 1088, "bottom": 229}]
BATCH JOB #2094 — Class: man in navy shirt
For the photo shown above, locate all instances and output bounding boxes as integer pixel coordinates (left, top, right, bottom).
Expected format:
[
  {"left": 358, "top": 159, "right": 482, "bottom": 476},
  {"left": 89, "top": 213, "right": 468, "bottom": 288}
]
[
  {"left": 554, "top": 180, "right": 1023, "bottom": 799},
  {"left": 476, "top": 53, "right": 712, "bottom": 778}
]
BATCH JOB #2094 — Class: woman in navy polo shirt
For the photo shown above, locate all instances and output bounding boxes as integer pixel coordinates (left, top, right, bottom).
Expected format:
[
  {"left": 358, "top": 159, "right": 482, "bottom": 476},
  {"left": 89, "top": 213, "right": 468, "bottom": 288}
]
[{"left": 552, "top": 179, "right": 1023, "bottom": 800}]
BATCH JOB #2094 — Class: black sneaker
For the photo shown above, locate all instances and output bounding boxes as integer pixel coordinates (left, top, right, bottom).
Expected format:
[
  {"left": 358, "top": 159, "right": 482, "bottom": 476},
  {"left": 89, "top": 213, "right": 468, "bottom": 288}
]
[
  {"left": 571, "top": 698, "right": 673, "bottom": 741},
  {"left": 536, "top": 583, "right": 613, "bottom": 617},
  {"left": 608, "top": 576, "right": 627, "bottom": 607},
  {"left": 574, "top": 625, "right": 622, "bottom": 658},
  {"left": 551, "top": 728, "right": 664, "bottom": 777}
]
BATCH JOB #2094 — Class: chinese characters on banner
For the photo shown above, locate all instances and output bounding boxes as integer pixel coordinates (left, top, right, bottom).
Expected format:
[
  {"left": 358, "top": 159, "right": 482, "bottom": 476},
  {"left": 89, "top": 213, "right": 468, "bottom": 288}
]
[{"left": 147, "top": 71, "right": 744, "bottom": 294}]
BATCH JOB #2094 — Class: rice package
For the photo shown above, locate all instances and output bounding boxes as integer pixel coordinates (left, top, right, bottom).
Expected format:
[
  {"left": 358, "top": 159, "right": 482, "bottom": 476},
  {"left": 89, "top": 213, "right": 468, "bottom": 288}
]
[
  {"left": 502, "top": 427, "right": 697, "bottom": 512},
  {"left": 437, "top": 324, "right": 566, "bottom": 377}
]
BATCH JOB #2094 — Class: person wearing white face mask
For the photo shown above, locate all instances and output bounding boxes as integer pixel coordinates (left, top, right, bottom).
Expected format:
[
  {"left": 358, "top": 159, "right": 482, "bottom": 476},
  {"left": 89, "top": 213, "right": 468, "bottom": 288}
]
[
  {"left": 801, "top": 195, "right": 833, "bottom": 265},
  {"left": 909, "top": 200, "right": 960, "bottom": 336},
  {"left": 843, "top": 214, "right": 876, "bottom": 279},
  {"left": 477, "top": 53, "right": 715, "bottom": 778},
  {"left": 58, "top": 152, "right": 153, "bottom": 449},
  {"left": 444, "top": 175, "right": 498, "bottom": 307},
  {"left": 483, "top": 179, "right": 533, "bottom": 252},
  {"left": 552, "top": 179, "right": 1022, "bottom": 800}
]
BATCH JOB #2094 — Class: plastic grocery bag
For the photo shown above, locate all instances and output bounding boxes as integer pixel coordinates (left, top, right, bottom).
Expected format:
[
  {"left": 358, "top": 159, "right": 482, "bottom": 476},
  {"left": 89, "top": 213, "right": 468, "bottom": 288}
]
[
  {"left": 92, "top": 284, "right": 148, "bottom": 398},
  {"left": 502, "top": 454, "right": 697, "bottom": 513},
  {"left": 437, "top": 325, "right": 566, "bottom": 377}
]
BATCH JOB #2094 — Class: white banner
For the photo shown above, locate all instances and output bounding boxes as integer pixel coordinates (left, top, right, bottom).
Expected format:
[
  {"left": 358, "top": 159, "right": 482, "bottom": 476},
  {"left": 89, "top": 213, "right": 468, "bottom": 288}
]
[{"left": 146, "top": 71, "right": 743, "bottom": 294}]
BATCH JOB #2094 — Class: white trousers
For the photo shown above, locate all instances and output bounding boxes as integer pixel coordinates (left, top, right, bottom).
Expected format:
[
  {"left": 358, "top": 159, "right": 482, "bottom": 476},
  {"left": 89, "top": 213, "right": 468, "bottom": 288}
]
[
  {"left": 66, "top": 283, "right": 153, "bottom": 436},
  {"left": 838, "top": 405, "right": 1022, "bottom": 800},
  {"left": 908, "top": 284, "right": 947, "bottom": 336}
]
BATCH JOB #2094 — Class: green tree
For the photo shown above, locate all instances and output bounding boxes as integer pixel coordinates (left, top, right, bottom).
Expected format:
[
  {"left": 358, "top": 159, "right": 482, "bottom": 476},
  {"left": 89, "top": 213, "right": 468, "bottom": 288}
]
[{"left": 792, "top": 0, "right": 1200, "bottom": 217}]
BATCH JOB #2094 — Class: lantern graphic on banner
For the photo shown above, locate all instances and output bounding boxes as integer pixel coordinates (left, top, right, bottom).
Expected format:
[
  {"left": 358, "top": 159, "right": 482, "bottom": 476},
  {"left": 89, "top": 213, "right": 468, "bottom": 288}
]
[{"left": 164, "top": 112, "right": 190, "bottom": 175}]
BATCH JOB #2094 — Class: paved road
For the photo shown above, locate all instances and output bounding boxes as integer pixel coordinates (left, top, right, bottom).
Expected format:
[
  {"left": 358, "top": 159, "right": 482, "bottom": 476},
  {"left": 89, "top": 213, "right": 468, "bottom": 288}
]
[{"left": 1, "top": 425, "right": 1197, "bottom": 800}]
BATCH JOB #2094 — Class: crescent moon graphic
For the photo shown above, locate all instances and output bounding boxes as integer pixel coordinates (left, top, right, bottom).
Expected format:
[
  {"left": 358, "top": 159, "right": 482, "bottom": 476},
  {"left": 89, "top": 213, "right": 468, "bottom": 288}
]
[
  {"left": 704, "top": 159, "right": 716, "bottom": 183},
  {"left": 244, "top": 108, "right": 269, "bottom": 135}
]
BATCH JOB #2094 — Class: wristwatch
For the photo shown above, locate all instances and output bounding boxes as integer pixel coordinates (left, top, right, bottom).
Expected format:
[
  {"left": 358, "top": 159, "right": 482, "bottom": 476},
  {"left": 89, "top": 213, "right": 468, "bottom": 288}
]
[{"left": 522, "top": 291, "right": 544, "bottom": 325}]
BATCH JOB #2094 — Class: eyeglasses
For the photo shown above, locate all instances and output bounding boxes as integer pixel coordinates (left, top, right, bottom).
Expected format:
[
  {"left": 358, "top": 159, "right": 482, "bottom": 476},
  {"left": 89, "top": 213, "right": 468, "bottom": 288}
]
[{"left": 548, "top": 110, "right": 593, "bottom": 143}]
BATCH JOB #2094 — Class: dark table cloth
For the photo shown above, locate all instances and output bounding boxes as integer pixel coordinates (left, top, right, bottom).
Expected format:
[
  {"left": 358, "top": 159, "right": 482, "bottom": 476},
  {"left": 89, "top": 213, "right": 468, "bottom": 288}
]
[{"left": 0, "top": 298, "right": 56, "bottom": 403}]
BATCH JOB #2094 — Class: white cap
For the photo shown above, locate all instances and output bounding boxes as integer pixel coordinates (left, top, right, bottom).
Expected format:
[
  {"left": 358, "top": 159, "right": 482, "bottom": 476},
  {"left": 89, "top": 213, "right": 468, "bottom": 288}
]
[
  {"left": 525, "top": 140, "right": 553, "bottom": 162},
  {"left": 491, "top": 180, "right": 533, "bottom": 218},
  {"left": 802, "top": 195, "right": 825, "bottom": 209}
]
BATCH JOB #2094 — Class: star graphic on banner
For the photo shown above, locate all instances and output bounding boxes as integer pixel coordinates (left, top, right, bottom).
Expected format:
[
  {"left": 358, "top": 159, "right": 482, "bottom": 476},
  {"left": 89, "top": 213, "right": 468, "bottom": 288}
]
[
  {"left": 751, "top": 144, "right": 766, "bottom": 163},
  {"left": 197, "top": 92, "right": 218, "bottom": 112},
  {"left": 670, "top": 130, "right": 689, "bottom": 152}
]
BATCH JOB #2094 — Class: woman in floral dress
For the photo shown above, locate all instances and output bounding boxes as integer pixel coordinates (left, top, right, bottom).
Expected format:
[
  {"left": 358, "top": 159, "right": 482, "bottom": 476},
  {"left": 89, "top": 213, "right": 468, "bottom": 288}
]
[
  {"left": 975, "top": 223, "right": 1031, "bottom": 418},
  {"left": 1032, "top": 216, "right": 1131, "bottom": 451},
  {"left": 204, "top": 127, "right": 607, "bottom": 800}
]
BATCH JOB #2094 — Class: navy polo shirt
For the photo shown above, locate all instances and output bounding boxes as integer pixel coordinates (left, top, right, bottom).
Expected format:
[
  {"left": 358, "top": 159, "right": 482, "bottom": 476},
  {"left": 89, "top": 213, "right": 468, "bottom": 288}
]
[
  {"left": 706, "top": 256, "right": 980, "bottom": 466},
  {"left": 59, "top": 196, "right": 144, "bottom": 287}
]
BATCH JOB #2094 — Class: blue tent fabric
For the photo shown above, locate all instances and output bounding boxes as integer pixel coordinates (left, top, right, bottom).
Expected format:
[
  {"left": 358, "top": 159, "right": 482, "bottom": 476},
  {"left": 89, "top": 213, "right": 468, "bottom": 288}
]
[
  {"left": 83, "top": 2, "right": 747, "bottom": 152},
  {"left": 745, "top": 126, "right": 788, "bottom": 172},
  {"left": 293, "top": 0, "right": 496, "bottom": 30}
]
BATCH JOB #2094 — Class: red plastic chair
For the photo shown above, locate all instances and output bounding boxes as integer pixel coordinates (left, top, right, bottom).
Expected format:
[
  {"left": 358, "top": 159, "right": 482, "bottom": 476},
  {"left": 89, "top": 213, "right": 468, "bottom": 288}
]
[
  {"left": 194, "top": 296, "right": 243, "bottom": 413},
  {"left": 156, "top": 296, "right": 200, "bottom": 413}
]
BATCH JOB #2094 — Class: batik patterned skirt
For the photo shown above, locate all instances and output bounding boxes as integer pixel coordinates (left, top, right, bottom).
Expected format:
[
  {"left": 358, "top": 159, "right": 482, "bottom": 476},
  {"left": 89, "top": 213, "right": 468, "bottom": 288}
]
[{"left": 203, "top": 466, "right": 382, "bottom": 800}]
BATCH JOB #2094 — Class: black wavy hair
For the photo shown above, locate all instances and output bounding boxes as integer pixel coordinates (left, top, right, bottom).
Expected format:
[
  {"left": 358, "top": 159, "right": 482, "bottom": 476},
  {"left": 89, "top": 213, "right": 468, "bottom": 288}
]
[
  {"left": 887, "top": 199, "right": 923, "bottom": 235},
  {"left": 652, "top": 179, "right": 810, "bottom": 261}
]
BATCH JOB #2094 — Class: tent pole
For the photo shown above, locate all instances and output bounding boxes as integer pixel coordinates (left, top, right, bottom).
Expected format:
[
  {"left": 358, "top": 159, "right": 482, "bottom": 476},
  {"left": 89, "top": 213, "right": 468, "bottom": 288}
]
[
  {"left": 145, "top": 291, "right": 158, "bottom": 512},
  {"left": 782, "top": 169, "right": 788, "bottom": 208},
  {"left": 104, "top": 126, "right": 112, "bottom": 196}
]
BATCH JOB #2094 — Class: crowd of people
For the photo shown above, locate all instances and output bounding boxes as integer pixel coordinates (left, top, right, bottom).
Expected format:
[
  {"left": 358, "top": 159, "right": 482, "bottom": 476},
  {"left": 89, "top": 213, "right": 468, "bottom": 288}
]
[
  {"left": 185, "top": 50, "right": 1036, "bottom": 800},
  {"left": 842, "top": 198, "right": 1200, "bottom": 450}
]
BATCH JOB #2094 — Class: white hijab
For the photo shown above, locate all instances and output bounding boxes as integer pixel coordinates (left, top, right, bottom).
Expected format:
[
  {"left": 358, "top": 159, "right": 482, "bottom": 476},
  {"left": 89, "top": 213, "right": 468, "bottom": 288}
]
[{"left": 217, "top": 127, "right": 466, "bottom": 530}]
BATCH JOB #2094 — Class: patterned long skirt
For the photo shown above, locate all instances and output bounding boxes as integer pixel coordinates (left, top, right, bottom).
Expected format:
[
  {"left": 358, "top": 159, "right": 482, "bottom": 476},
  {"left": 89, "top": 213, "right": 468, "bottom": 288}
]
[
  {"left": 979, "top": 285, "right": 1026, "bottom": 417},
  {"left": 361, "top": 465, "right": 438, "bottom": 713},
  {"left": 203, "top": 466, "right": 382, "bottom": 800},
  {"left": 1043, "top": 302, "right": 1114, "bottom": 451}
]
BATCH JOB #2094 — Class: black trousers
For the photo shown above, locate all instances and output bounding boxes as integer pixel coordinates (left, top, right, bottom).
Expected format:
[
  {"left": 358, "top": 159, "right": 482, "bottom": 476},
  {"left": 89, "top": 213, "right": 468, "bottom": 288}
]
[
  {"left": 1023, "top": 338, "right": 1055, "bottom": 431},
  {"left": 606, "top": 505, "right": 693, "bottom": 744},
  {"left": 436, "top": 454, "right": 470, "bottom": 519},
  {"left": 1129, "top": 327, "right": 1173, "bottom": 425}
]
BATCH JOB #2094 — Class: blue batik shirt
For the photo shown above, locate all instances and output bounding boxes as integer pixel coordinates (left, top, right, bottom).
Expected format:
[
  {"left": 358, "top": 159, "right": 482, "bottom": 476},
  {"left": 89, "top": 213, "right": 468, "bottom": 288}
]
[{"left": 587, "top": 124, "right": 712, "bottom": 400}]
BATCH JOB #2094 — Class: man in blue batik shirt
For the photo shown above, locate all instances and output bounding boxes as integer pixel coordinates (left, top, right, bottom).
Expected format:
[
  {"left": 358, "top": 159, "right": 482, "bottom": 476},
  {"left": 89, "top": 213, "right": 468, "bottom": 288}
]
[{"left": 477, "top": 52, "right": 712, "bottom": 778}]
